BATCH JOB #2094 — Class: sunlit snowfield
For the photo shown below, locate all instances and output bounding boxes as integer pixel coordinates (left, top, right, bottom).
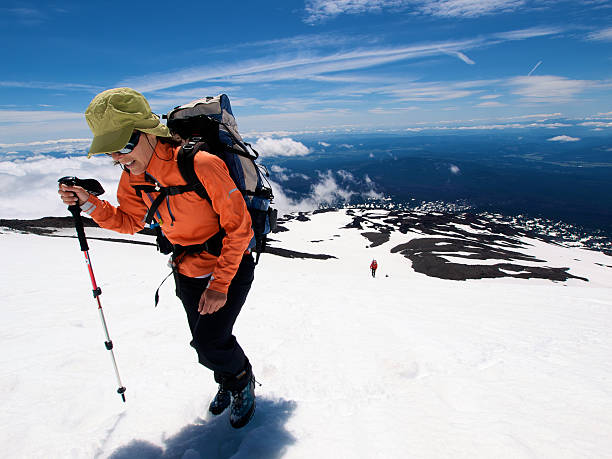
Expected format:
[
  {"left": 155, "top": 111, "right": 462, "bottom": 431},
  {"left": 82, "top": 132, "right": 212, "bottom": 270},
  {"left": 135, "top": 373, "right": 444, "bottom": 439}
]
[{"left": 1, "top": 208, "right": 611, "bottom": 458}]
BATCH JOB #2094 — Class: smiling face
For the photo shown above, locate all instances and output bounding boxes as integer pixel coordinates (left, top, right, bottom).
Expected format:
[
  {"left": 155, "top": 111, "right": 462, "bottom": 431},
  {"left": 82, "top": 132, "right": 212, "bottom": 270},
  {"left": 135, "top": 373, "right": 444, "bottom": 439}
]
[{"left": 110, "top": 132, "right": 156, "bottom": 175}]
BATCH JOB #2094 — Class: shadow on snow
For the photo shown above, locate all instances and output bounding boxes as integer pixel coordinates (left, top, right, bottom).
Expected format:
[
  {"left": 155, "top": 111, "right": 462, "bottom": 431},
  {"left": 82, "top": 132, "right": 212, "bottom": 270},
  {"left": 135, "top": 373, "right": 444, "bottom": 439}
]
[{"left": 109, "top": 398, "right": 297, "bottom": 459}]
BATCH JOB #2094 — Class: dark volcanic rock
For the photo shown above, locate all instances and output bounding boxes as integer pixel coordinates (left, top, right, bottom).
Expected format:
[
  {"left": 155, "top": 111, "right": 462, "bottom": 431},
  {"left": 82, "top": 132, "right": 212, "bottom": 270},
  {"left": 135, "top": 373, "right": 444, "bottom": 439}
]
[
  {"left": 313, "top": 208, "right": 337, "bottom": 215},
  {"left": 46, "top": 234, "right": 156, "bottom": 247},
  {"left": 266, "top": 246, "right": 336, "bottom": 260},
  {"left": 361, "top": 231, "right": 391, "bottom": 248},
  {"left": 391, "top": 237, "right": 588, "bottom": 282},
  {"left": 0, "top": 216, "right": 99, "bottom": 235},
  {"left": 347, "top": 208, "right": 592, "bottom": 282}
]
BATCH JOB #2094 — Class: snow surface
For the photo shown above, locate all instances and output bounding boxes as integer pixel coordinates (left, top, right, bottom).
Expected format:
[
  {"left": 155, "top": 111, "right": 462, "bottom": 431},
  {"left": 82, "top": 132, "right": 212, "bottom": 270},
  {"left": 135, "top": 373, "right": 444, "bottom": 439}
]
[{"left": 1, "top": 208, "right": 612, "bottom": 458}]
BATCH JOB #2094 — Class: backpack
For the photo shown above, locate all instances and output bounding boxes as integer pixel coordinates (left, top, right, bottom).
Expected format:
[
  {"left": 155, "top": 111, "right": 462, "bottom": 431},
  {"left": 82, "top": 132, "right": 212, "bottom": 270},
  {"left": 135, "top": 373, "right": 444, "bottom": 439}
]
[{"left": 134, "top": 94, "right": 277, "bottom": 264}]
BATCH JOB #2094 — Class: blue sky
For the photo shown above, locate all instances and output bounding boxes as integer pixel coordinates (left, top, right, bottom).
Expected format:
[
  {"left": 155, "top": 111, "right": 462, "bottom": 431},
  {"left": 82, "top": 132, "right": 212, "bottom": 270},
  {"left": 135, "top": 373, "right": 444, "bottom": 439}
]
[{"left": 0, "top": 0, "right": 611, "bottom": 147}]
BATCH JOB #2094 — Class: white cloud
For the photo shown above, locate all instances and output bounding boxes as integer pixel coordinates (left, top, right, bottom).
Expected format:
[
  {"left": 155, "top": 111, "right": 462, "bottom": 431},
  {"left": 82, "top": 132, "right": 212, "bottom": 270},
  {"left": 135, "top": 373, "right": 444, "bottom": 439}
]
[
  {"left": 252, "top": 137, "right": 311, "bottom": 157},
  {"left": 0, "top": 81, "right": 99, "bottom": 91},
  {"left": 269, "top": 169, "right": 383, "bottom": 215},
  {"left": 547, "top": 135, "right": 581, "bottom": 142},
  {"left": 120, "top": 28, "right": 560, "bottom": 93},
  {"left": 587, "top": 27, "right": 612, "bottom": 41},
  {"left": 527, "top": 60, "right": 542, "bottom": 76},
  {"left": 391, "top": 83, "right": 475, "bottom": 102},
  {"left": 475, "top": 101, "right": 506, "bottom": 107},
  {"left": 0, "top": 110, "right": 83, "bottom": 123},
  {"left": 419, "top": 0, "right": 526, "bottom": 18},
  {"left": 492, "top": 26, "right": 563, "bottom": 41},
  {"left": 0, "top": 110, "right": 90, "bottom": 145},
  {"left": 448, "top": 51, "right": 475, "bottom": 65},
  {"left": 369, "top": 106, "right": 420, "bottom": 114},
  {"left": 318, "top": 141, "right": 331, "bottom": 147},
  {"left": 449, "top": 164, "right": 461, "bottom": 174},
  {"left": 480, "top": 94, "right": 501, "bottom": 99},
  {"left": 269, "top": 170, "right": 353, "bottom": 215},
  {"left": 0, "top": 138, "right": 90, "bottom": 150},
  {"left": 4, "top": 7, "right": 46, "bottom": 25},
  {"left": 312, "top": 171, "right": 354, "bottom": 203},
  {"left": 0, "top": 155, "right": 121, "bottom": 219},
  {"left": 303, "top": 0, "right": 530, "bottom": 22},
  {"left": 337, "top": 170, "right": 356, "bottom": 182},
  {"left": 304, "top": 0, "right": 408, "bottom": 24},
  {"left": 579, "top": 121, "right": 612, "bottom": 128},
  {"left": 508, "top": 75, "right": 594, "bottom": 103},
  {"left": 123, "top": 39, "right": 485, "bottom": 91},
  {"left": 270, "top": 165, "right": 289, "bottom": 182}
]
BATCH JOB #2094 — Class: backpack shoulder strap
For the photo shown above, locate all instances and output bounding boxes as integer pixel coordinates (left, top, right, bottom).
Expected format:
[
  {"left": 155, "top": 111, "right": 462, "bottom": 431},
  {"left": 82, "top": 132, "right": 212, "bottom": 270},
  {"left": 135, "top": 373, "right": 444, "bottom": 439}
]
[
  {"left": 177, "top": 138, "right": 212, "bottom": 203},
  {"left": 131, "top": 172, "right": 197, "bottom": 225}
]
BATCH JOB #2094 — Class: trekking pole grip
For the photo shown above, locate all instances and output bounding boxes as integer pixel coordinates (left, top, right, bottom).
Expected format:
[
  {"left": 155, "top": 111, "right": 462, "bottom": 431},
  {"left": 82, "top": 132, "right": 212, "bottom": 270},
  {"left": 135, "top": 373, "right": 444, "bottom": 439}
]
[
  {"left": 59, "top": 176, "right": 105, "bottom": 252},
  {"left": 68, "top": 204, "right": 89, "bottom": 252}
]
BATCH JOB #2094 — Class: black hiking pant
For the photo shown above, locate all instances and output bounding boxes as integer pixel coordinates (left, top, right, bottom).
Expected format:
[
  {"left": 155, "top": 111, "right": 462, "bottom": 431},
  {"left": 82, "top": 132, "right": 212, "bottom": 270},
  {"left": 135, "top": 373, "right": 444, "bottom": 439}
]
[{"left": 175, "top": 254, "right": 255, "bottom": 391}]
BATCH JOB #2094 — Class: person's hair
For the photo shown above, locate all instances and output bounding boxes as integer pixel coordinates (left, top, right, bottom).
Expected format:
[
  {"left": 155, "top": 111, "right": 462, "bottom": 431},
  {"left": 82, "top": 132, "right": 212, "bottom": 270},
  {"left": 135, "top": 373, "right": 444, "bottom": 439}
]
[{"left": 157, "top": 135, "right": 181, "bottom": 147}]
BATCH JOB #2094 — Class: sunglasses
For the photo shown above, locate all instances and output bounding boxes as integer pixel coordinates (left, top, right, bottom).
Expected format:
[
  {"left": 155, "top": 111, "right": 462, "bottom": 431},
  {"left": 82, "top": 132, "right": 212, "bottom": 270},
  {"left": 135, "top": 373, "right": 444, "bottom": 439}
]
[{"left": 106, "top": 130, "right": 141, "bottom": 156}]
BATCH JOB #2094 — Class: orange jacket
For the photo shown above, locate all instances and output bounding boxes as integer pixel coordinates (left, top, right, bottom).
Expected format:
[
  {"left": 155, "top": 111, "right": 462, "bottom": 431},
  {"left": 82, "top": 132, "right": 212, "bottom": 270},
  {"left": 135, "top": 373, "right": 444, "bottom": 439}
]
[{"left": 82, "top": 141, "right": 253, "bottom": 294}]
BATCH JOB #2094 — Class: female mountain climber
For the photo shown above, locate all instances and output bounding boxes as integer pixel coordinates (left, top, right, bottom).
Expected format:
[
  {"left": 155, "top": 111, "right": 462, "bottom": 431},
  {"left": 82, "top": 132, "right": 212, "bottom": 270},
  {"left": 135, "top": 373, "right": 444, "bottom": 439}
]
[{"left": 58, "top": 88, "right": 257, "bottom": 428}]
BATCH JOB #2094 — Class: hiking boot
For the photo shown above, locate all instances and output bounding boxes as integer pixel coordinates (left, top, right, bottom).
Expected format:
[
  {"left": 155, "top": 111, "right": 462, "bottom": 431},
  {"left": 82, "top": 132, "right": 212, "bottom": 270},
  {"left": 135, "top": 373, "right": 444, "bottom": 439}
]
[
  {"left": 229, "top": 376, "right": 256, "bottom": 429},
  {"left": 208, "top": 385, "right": 231, "bottom": 416}
]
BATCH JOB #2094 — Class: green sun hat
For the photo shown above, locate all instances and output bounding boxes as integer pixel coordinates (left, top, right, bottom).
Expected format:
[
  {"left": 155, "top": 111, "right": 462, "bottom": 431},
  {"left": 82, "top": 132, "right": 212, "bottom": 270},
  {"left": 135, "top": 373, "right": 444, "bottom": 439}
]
[{"left": 85, "top": 87, "right": 171, "bottom": 157}]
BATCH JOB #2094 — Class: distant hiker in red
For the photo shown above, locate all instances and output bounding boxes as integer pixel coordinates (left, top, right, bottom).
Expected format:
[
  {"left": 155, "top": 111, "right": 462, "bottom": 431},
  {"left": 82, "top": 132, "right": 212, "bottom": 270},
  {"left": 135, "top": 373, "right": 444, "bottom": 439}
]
[{"left": 370, "top": 259, "right": 378, "bottom": 277}]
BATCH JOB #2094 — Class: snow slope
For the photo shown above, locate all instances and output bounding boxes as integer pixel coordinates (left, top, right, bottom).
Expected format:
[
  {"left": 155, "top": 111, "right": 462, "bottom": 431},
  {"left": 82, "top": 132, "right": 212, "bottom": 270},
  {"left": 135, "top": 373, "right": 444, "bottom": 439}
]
[{"left": 1, "top": 208, "right": 611, "bottom": 458}]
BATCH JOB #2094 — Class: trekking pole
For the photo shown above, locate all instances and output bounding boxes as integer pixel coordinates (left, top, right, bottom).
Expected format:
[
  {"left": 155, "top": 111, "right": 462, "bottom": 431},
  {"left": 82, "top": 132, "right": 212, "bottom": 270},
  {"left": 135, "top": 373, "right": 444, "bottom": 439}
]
[{"left": 58, "top": 176, "right": 127, "bottom": 402}]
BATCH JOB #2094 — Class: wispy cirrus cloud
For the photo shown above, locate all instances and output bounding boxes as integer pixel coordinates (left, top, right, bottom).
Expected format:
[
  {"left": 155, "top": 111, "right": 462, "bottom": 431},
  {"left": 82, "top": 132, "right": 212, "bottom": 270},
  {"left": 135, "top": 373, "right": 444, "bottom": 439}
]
[
  {"left": 0, "top": 110, "right": 83, "bottom": 123},
  {"left": 475, "top": 101, "right": 506, "bottom": 107},
  {"left": 0, "top": 138, "right": 89, "bottom": 150},
  {"left": 212, "top": 32, "right": 382, "bottom": 52},
  {"left": 120, "top": 37, "right": 483, "bottom": 92},
  {"left": 368, "top": 106, "right": 419, "bottom": 114},
  {"left": 121, "top": 27, "right": 560, "bottom": 93},
  {"left": 304, "top": 0, "right": 409, "bottom": 24},
  {"left": 388, "top": 82, "right": 477, "bottom": 101},
  {"left": 418, "top": 0, "right": 526, "bottom": 18},
  {"left": 449, "top": 51, "right": 475, "bottom": 65},
  {"left": 587, "top": 27, "right": 612, "bottom": 41},
  {"left": 0, "top": 81, "right": 100, "bottom": 92},
  {"left": 508, "top": 75, "right": 596, "bottom": 103},
  {"left": 492, "top": 26, "right": 564, "bottom": 41},
  {"left": 0, "top": 110, "right": 89, "bottom": 145},
  {"left": 2, "top": 6, "right": 46, "bottom": 25},
  {"left": 528, "top": 60, "right": 542, "bottom": 76},
  {"left": 303, "top": 0, "right": 531, "bottom": 23}
]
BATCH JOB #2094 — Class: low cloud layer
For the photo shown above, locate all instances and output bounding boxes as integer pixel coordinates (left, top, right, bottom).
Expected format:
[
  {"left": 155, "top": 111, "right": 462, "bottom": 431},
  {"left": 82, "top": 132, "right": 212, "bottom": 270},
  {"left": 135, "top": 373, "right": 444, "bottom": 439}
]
[
  {"left": 0, "top": 154, "right": 121, "bottom": 219},
  {"left": 547, "top": 135, "right": 580, "bottom": 142},
  {"left": 0, "top": 151, "right": 384, "bottom": 220},
  {"left": 252, "top": 137, "right": 311, "bottom": 157},
  {"left": 270, "top": 169, "right": 383, "bottom": 216}
]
